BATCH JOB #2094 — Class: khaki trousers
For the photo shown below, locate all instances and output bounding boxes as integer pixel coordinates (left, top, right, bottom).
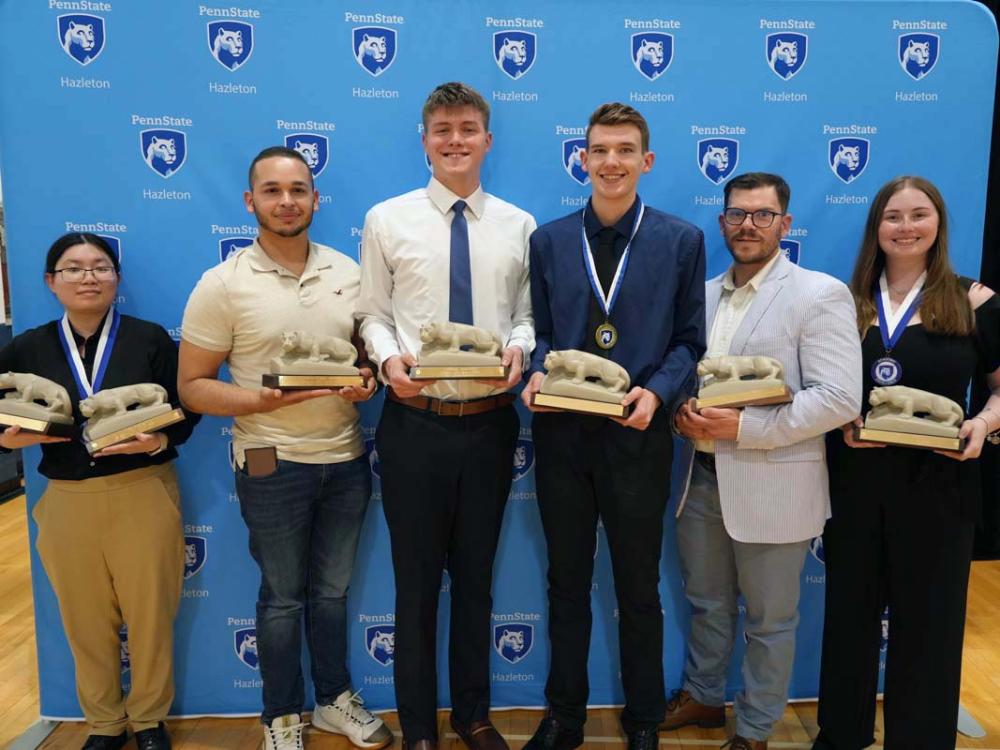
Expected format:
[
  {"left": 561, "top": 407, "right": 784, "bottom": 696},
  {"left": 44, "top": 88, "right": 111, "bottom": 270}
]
[{"left": 33, "top": 463, "right": 184, "bottom": 735}]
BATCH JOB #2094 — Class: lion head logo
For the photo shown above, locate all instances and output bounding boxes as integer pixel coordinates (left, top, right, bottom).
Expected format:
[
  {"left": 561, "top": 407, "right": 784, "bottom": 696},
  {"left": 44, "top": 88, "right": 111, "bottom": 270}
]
[
  {"left": 57, "top": 14, "right": 105, "bottom": 65},
  {"left": 493, "top": 31, "right": 536, "bottom": 80},
  {"left": 631, "top": 33, "right": 673, "bottom": 81},
  {"left": 353, "top": 26, "right": 397, "bottom": 76}
]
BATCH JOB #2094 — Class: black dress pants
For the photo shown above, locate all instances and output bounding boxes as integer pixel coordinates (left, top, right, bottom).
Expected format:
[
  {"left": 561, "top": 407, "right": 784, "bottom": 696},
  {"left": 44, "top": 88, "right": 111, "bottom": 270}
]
[
  {"left": 815, "top": 447, "right": 976, "bottom": 750},
  {"left": 377, "top": 399, "right": 519, "bottom": 742},
  {"left": 532, "top": 409, "right": 673, "bottom": 733}
]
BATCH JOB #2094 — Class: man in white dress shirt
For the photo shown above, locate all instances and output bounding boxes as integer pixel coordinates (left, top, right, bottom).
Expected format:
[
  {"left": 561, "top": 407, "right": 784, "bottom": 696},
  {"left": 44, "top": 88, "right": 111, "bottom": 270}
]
[
  {"left": 356, "top": 82, "right": 535, "bottom": 750},
  {"left": 668, "top": 173, "right": 861, "bottom": 750}
]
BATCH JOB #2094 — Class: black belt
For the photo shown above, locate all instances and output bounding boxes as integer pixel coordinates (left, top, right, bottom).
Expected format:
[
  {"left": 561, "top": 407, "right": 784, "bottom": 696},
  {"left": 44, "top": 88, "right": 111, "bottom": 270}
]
[
  {"left": 695, "top": 451, "right": 716, "bottom": 474},
  {"left": 387, "top": 388, "right": 515, "bottom": 417}
]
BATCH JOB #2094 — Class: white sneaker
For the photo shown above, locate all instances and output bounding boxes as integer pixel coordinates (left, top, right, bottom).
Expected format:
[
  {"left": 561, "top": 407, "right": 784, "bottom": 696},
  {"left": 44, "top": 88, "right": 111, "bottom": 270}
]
[
  {"left": 312, "top": 690, "right": 393, "bottom": 749},
  {"left": 263, "top": 713, "right": 306, "bottom": 750}
]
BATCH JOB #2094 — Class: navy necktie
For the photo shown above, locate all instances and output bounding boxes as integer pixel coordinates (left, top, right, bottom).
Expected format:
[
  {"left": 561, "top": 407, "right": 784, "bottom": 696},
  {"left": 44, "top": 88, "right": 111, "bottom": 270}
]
[{"left": 449, "top": 199, "right": 474, "bottom": 325}]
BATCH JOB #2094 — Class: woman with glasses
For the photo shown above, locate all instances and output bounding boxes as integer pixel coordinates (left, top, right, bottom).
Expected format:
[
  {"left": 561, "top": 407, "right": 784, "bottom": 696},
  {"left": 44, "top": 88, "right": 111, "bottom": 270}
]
[
  {"left": 0, "top": 233, "right": 198, "bottom": 750},
  {"left": 811, "top": 177, "right": 1000, "bottom": 750}
]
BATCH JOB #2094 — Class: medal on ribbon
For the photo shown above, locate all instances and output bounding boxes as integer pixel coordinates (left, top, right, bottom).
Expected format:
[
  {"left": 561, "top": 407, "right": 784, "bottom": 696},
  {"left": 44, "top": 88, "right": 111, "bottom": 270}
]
[
  {"left": 871, "top": 272, "right": 924, "bottom": 386},
  {"left": 57, "top": 308, "right": 120, "bottom": 399},
  {"left": 581, "top": 199, "right": 644, "bottom": 351}
]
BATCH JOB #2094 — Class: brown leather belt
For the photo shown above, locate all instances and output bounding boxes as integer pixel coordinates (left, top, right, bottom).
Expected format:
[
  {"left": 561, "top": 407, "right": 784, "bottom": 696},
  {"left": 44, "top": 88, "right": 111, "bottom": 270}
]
[{"left": 387, "top": 388, "right": 515, "bottom": 417}]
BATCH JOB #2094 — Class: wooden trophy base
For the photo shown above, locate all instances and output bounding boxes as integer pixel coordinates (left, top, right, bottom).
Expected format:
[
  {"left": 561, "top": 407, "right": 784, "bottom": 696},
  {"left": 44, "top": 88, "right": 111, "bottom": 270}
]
[
  {"left": 695, "top": 384, "right": 793, "bottom": 410},
  {"left": 410, "top": 364, "right": 510, "bottom": 380},
  {"left": 0, "top": 412, "right": 75, "bottom": 438},
  {"left": 85, "top": 408, "right": 186, "bottom": 454},
  {"left": 531, "top": 392, "right": 629, "bottom": 418},
  {"left": 262, "top": 374, "right": 365, "bottom": 389},
  {"left": 853, "top": 425, "right": 964, "bottom": 452}
]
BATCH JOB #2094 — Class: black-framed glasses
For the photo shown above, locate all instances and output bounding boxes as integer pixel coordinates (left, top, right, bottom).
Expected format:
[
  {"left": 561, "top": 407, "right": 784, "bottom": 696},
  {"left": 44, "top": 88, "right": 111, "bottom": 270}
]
[
  {"left": 723, "top": 208, "right": 784, "bottom": 228},
  {"left": 53, "top": 266, "right": 118, "bottom": 283}
]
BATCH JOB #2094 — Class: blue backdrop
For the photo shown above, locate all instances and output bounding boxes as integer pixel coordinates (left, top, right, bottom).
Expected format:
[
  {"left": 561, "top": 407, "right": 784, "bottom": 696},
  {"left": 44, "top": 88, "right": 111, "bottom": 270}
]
[{"left": 0, "top": 0, "right": 995, "bottom": 720}]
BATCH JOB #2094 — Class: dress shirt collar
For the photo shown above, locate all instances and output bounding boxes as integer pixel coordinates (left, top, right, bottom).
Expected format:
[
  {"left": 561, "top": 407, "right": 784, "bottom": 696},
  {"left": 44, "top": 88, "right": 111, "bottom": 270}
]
[
  {"left": 722, "top": 249, "right": 782, "bottom": 293},
  {"left": 68, "top": 309, "right": 110, "bottom": 345},
  {"left": 427, "top": 177, "right": 486, "bottom": 220},
  {"left": 245, "top": 239, "right": 331, "bottom": 278},
  {"left": 584, "top": 196, "right": 639, "bottom": 241}
]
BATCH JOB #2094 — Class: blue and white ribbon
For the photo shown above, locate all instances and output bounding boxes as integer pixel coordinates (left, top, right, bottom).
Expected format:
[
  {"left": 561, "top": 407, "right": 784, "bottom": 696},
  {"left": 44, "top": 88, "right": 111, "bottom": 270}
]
[
  {"left": 580, "top": 199, "right": 645, "bottom": 320},
  {"left": 57, "top": 308, "right": 120, "bottom": 399}
]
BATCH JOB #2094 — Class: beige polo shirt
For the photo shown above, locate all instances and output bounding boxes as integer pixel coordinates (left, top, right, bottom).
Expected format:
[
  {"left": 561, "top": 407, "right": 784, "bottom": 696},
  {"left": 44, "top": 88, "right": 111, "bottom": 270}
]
[{"left": 182, "top": 240, "right": 363, "bottom": 466}]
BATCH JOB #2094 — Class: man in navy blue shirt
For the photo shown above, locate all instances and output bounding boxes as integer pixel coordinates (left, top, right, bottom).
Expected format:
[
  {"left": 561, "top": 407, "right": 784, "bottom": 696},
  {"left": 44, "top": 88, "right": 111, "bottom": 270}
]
[{"left": 521, "top": 102, "right": 706, "bottom": 750}]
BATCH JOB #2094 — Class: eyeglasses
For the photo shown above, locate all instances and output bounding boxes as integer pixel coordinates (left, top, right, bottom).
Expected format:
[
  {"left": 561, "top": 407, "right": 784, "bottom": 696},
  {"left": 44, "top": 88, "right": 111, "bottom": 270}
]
[
  {"left": 723, "top": 208, "right": 785, "bottom": 228},
  {"left": 53, "top": 266, "right": 118, "bottom": 283}
]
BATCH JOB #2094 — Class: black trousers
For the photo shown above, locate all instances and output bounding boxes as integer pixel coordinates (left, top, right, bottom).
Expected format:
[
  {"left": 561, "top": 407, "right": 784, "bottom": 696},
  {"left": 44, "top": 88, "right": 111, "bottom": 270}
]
[
  {"left": 376, "top": 399, "right": 519, "bottom": 742},
  {"left": 815, "top": 448, "right": 975, "bottom": 750},
  {"left": 532, "top": 409, "right": 672, "bottom": 733}
]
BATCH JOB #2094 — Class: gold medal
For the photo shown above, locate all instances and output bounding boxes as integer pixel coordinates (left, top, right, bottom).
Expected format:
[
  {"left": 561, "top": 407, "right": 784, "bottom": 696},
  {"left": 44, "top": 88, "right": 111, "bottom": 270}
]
[{"left": 595, "top": 322, "right": 618, "bottom": 350}]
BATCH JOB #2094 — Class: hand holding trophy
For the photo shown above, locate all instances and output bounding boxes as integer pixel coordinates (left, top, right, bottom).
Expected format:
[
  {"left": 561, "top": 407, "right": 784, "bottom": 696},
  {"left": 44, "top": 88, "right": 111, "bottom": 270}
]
[
  {"left": 410, "top": 322, "right": 508, "bottom": 380},
  {"left": 693, "top": 355, "right": 792, "bottom": 410},
  {"left": 262, "top": 330, "right": 366, "bottom": 389},
  {"left": 853, "top": 385, "right": 964, "bottom": 451},
  {"left": 80, "top": 383, "right": 185, "bottom": 455},
  {"left": 530, "top": 349, "right": 631, "bottom": 417},
  {"left": 0, "top": 372, "right": 76, "bottom": 437}
]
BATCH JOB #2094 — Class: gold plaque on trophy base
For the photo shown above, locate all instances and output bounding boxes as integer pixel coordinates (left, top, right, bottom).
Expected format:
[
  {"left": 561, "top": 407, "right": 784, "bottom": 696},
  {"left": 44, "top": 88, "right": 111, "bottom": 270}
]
[
  {"left": 531, "top": 392, "right": 629, "bottom": 418},
  {"left": 853, "top": 426, "right": 964, "bottom": 452},
  {"left": 410, "top": 365, "right": 510, "bottom": 380},
  {"left": 262, "top": 374, "right": 365, "bottom": 389},
  {"left": 695, "top": 384, "right": 793, "bottom": 410},
  {"left": 0, "top": 412, "right": 75, "bottom": 438},
  {"left": 85, "top": 408, "right": 186, "bottom": 454}
]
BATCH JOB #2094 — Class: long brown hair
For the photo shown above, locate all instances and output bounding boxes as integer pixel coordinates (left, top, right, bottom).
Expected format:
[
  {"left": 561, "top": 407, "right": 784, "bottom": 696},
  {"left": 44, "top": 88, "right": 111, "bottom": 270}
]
[{"left": 849, "top": 175, "right": 972, "bottom": 337}]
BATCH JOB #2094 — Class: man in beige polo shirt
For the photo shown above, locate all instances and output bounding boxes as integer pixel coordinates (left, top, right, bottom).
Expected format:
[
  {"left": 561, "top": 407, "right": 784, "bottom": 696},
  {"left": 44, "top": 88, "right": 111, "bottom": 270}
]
[{"left": 179, "top": 147, "right": 392, "bottom": 750}]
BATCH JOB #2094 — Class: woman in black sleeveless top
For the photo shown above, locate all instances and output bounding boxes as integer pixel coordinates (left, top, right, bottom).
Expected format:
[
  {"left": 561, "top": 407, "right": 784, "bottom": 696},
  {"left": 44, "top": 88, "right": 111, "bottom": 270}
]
[{"left": 812, "top": 177, "right": 1000, "bottom": 750}]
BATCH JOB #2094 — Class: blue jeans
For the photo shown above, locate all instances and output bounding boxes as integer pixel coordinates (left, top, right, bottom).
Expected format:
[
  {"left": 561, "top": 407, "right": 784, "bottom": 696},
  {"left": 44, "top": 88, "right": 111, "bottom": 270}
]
[{"left": 236, "top": 455, "right": 371, "bottom": 723}]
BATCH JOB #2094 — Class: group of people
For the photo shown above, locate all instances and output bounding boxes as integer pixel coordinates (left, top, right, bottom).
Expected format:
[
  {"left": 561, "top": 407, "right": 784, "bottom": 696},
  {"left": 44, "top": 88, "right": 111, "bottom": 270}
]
[{"left": 3, "top": 82, "right": 996, "bottom": 750}]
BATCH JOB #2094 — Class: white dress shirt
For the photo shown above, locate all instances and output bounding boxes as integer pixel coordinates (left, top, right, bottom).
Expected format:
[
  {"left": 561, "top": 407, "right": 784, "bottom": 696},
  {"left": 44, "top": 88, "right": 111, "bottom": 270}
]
[
  {"left": 698, "top": 250, "right": 782, "bottom": 453},
  {"left": 357, "top": 177, "right": 536, "bottom": 401}
]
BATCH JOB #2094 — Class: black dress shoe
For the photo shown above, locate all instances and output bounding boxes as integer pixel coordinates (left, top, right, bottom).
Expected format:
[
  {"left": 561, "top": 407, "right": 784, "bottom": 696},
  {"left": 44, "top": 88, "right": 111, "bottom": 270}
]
[
  {"left": 81, "top": 731, "right": 128, "bottom": 750},
  {"left": 135, "top": 723, "right": 172, "bottom": 750},
  {"left": 626, "top": 727, "right": 658, "bottom": 750},
  {"left": 522, "top": 716, "right": 583, "bottom": 750}
]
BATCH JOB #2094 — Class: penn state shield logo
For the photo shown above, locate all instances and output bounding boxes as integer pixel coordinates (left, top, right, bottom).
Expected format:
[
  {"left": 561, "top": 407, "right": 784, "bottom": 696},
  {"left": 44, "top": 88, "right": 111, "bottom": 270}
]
[
  {"left": 494, "top": 31, "right": 536, "bottom": 80},
  {"left": 781, "top": 239, "right": 801, "bottom": 265},
  {"left": 98, "top": 235, "right": 123, "bottom": 267},
  {"left": 631, "top": 33, "right": 673, "bottom": 81},
  {"left": 140, "top": 129, "right": 187, "bottom": 179},
  {"left": 494, "top": 623, "right": 533, "bottom": 664},
  {"left": 562, "top": 138, "right": 589, "bottom": 186},
  {"left": 809, "top": 536, "right": 824, "bottom": 564},
  {"left": 207, "top": 21, "right": 253, "bottom": 71},
  {"left": 285, "top": 133, "right": 329, "bottom": 178},
  {"left": 353, "top": 26, "right": 397, "bottom": 77},
  {"left": 765, "top": 33, "right": 807, "bottom": 80},
  {"left": 829, "top": 138, "right": 870, "bottom": 184},
  {"left": 234, "top": 627, "right": 259, "bottom": 670},
  {"left": 57, "top": 14, "right": 106, "bottom": 66},
  {"left": 899, "top": 33, "right": 939, "bottom": 80},
  {"left": 219, "top": 237, "right": 254, "bottom": 263},
  {"left": 512, "top": 437, "right": 534, "bottom": 481},
  {"left": 364, "top": 437, "right": 381, "bottom": 480},
  {"left": 119, "top": 626, "right": 130, "bottom": 673},
  {"left": 366, "top": 625, "right": 395, "bottom": 666},
  {"left": 184, "top": 535, "right": 207, "bottom": 579},
  {"left": 697, "top": 138, "right": 739, "bottom": 185}
]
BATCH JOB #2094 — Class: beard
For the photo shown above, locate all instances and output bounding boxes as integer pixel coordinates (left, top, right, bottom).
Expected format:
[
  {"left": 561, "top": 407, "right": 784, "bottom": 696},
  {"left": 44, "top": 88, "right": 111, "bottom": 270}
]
[
  {"left": 255, "top": 208, "right": 313, "bottom": 238},
  {"left": 725, "top": 230, "right": 780, "bottom": 266}
]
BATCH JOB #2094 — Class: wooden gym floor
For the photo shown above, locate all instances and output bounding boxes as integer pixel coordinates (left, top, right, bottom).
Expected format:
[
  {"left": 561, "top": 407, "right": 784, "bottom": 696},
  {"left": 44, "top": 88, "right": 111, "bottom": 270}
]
[{"left": 2, "top": 494, "right": 999, "bottom": 750}]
